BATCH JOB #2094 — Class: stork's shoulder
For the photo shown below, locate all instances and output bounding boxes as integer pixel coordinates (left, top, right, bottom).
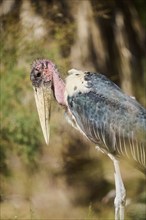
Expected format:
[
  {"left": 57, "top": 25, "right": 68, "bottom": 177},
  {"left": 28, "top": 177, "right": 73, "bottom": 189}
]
[
  {"left": 65, "top": 69, "right": 120, "bottom": 98},
  {"left": 65, "top": 69, "right": 90, "bottom": 97}
]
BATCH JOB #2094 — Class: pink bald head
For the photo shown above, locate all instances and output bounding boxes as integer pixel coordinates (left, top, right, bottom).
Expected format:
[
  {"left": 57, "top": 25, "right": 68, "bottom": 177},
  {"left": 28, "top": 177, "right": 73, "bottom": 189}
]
[
  {"left": 30, "top": 59, "right": 66, "bottom": 106},
  {"left": 30, "top": 59, "right": 56, "bottom": 87}
]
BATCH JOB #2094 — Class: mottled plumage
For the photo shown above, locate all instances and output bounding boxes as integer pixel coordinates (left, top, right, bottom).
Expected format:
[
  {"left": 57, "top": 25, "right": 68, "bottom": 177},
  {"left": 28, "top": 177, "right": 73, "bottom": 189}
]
[{"left": 66, "top": 71, "right": 146, "bottom": 173}]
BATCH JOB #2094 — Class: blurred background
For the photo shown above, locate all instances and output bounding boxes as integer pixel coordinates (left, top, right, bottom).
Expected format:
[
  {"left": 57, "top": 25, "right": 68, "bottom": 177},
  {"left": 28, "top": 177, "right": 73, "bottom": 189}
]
[{"left": 0, "top": 0, "right": 146, "bottom": 219}]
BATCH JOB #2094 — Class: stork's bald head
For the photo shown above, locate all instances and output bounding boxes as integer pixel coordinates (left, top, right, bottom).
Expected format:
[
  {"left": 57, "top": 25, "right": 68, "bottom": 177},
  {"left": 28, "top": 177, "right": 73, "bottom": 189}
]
[{"left": 30, "top": 59, "right": 55, "bottom": 87}]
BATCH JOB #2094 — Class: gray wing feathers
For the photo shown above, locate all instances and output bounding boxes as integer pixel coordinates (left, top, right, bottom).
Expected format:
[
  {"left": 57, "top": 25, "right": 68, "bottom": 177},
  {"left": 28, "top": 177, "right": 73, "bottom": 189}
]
[{"left": 67, "top": 73, "right": 146, "bottom": 171}]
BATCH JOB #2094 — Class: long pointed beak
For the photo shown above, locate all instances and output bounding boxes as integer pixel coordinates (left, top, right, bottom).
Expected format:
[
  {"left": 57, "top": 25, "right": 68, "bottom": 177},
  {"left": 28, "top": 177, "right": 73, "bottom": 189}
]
[{"left": 33, "top": 84, "right": 51, "bottom": 144}]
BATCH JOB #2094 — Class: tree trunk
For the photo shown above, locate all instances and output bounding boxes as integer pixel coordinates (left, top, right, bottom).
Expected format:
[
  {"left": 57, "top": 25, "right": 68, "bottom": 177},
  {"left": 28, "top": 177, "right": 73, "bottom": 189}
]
[{"left": 68, "top": 0, "right": 107, "bottom": 72}]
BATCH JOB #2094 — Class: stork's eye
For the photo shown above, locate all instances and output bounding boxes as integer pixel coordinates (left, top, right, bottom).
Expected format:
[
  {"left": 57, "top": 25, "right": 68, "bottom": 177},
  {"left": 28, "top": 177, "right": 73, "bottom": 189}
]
[
  {"left": 36, "top": 72, "right": 41, "bottom": 77},
  {"left": 34, "top": 69, "right": 42, "bottom": 78},
  {"left": 30, "top": 68, "right": 43, "bottom": 87}
]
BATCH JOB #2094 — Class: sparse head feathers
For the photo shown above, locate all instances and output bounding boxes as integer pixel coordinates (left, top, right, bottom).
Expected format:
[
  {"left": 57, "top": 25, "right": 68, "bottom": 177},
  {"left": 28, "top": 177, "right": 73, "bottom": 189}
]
[
  {"left": 31, "top": 59, "right": 56, "bottom": 71},
  {"left": 30, "top": 59, "right": 56, "bottom": 87},
  {"left": 65, "top": 69, "right": 90, "bottom": 97}
]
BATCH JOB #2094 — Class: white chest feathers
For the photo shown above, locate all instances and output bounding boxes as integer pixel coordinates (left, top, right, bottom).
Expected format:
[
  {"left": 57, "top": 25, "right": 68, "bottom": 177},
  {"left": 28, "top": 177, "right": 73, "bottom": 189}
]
[{"left": 65, "top": 69, "right": 90, "bottom": 98}]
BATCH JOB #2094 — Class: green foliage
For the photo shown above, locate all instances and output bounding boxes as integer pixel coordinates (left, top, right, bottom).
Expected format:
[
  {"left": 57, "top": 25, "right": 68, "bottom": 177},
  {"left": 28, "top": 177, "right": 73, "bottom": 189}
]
[
  {"left": 1, "top": 66, "right": 42, "bottom": 165},
  {"left": 0, "top": 5, "right": 73, "bottom": 173},
  {"left": 1, "top": 29, "right": 43, "bottom": 173},
  {"left": 86, "top": 203, "right": 96, "bottom": 219},
  {"left": 0, "top": 5, "right": 66, "bottom": 173}
]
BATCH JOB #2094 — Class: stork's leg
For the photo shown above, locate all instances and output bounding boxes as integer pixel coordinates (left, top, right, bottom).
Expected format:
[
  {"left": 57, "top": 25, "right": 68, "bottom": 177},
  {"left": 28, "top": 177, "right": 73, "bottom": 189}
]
[
  {"left": 108, "top": 154, "right": 126, "bottom": 220},
  {"left": 113, "top": 159, "right": 126, "bottom": 220}
]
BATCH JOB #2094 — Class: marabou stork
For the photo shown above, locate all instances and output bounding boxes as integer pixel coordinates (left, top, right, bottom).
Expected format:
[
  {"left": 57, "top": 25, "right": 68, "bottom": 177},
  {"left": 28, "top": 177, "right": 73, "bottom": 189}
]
[{"left": 30, "top": 59, "right": 146, "bottom": 220}]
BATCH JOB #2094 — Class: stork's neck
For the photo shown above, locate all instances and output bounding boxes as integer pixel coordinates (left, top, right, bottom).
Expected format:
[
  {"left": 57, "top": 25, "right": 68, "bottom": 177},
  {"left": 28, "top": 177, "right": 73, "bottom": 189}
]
[{"left": 52, "top": 68, "right": 66, "bottom": 106}]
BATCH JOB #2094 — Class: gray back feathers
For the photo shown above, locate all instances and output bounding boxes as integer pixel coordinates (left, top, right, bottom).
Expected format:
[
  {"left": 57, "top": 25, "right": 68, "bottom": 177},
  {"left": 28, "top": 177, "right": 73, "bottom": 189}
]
[{"left": 67, "top": 72, "right": 146, "bottom": 173}]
